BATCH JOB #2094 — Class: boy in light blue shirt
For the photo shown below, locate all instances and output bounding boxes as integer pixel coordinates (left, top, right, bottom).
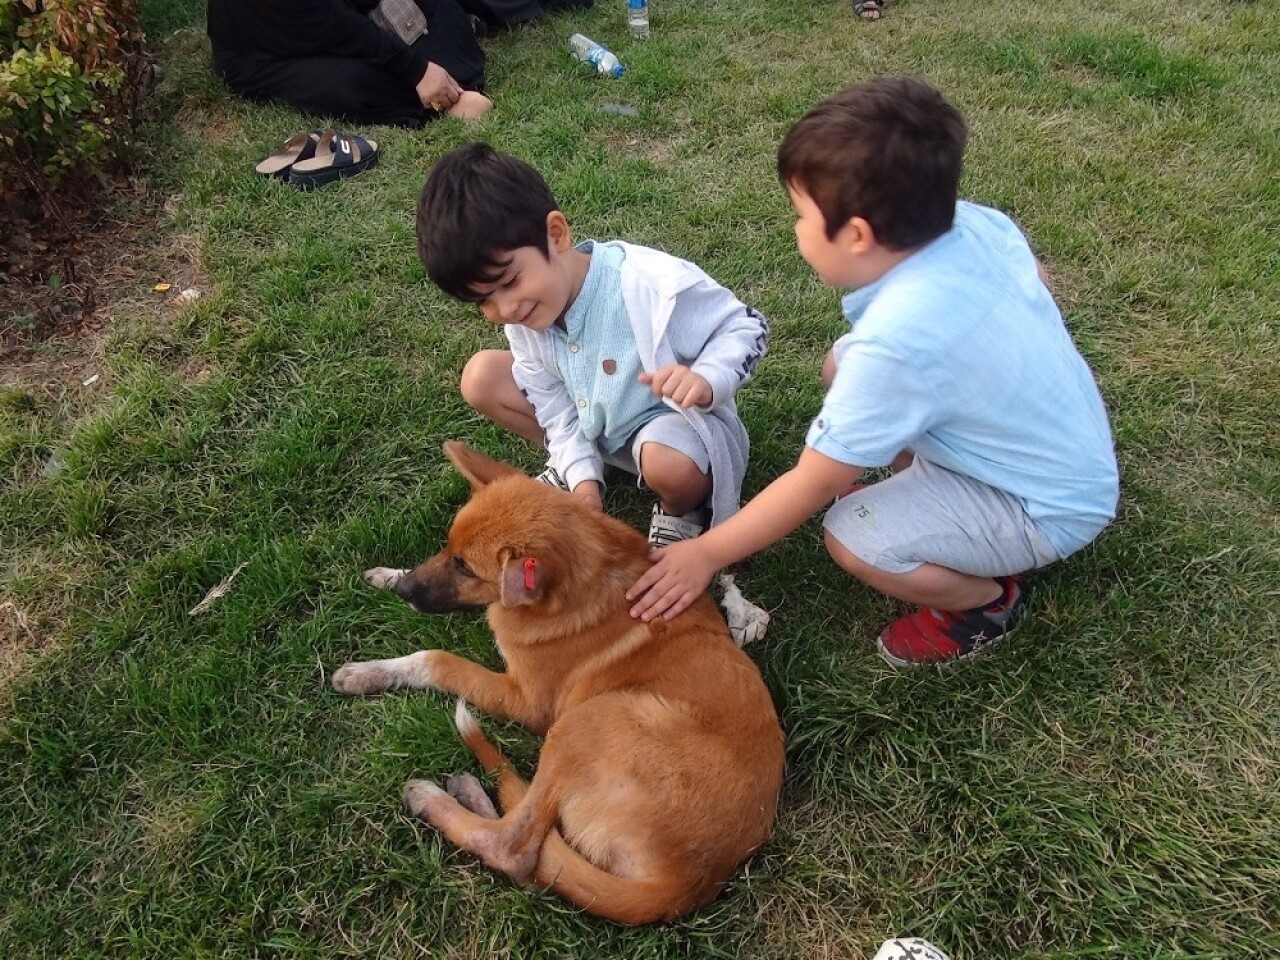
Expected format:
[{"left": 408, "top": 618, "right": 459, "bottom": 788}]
[{"left": 628, "top": 76, "right": 1119, "bottom": 667}]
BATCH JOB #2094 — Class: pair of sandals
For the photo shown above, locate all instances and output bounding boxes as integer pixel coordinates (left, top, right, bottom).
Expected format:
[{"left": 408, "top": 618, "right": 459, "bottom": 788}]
[
  {"left": 254, "top": 129, "right": 380, "bottom": 190},
  {"left": 853, "top": 0, "right": 883, "bottom": 19}
]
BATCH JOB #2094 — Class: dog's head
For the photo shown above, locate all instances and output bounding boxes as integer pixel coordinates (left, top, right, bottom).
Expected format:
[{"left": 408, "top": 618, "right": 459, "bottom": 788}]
[{"left": 392, "top": 442, "right": 648, "bottom": 618}]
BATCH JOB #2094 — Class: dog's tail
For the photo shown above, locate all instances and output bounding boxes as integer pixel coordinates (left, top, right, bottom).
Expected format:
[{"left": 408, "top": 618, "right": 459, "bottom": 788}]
[
  {"left": 454, "top": 701, "right": 704, "bottom": 925},
  {"left": 533, "top": 830, "right": 706, "bottom": 925},
  {"left": 454, "top": 700, "right": 530, "bottom": 812}
]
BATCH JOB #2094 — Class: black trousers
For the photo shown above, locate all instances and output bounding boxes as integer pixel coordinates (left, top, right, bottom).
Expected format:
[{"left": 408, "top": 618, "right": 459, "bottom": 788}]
[{"left": 214, "top": 0, "right": 484, "bottom": 127}]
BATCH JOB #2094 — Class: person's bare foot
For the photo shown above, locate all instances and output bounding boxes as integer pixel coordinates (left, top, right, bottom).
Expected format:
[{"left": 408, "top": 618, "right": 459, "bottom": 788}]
[
  {"left": 853, "top": 0, "right": 882, "bottom": 19},
  {"left": 447, "top": 91, "right": 493, "bottom": 120}
]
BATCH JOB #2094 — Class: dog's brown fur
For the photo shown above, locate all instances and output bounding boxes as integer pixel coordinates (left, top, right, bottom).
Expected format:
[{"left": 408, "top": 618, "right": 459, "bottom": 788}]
[{"left": 332, "top": 442, "right": 785, "bottom": 924}]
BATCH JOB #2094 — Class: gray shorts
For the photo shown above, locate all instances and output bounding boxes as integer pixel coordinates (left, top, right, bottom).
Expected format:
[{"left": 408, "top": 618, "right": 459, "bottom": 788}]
[
  {"left": 823, "top": 457, "right": 1060, "bottom": 577},
  {"left": 602, "top": 412, "right": 710, "bottom": 486}
]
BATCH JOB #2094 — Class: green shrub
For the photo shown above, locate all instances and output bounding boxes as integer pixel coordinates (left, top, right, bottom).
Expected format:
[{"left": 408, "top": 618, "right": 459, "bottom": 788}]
[{"left": 0, "top": 0, "right": 149, "bottom": 205}]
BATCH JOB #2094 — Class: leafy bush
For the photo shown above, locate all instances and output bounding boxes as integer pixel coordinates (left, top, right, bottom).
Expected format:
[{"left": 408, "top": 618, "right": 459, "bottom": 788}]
[{"left": 0, "top": 0, "right": 150, "bottom": 207}]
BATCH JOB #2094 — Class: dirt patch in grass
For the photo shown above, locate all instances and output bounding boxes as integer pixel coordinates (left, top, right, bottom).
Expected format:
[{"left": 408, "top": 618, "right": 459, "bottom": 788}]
[
  {"left": 0, "top": 602, "right": 46, "bottom": 691},
  {"left": 4, "top": 178, "right": 146, "bottom": 346},
  {"left": 2, "top": 177, "right": 207, "bottom": 682},
  {"left": 1, "top": 183, "right": 207, "bottom": 396}
]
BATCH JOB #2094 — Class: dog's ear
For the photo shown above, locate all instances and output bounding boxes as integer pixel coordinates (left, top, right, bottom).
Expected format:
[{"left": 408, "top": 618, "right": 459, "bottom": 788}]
[
  {"left": 444, "top": 441, "right": 524, "bottom": 491},
  {"left": 499, "top": 553, "right": 544, "bottom": 607}
]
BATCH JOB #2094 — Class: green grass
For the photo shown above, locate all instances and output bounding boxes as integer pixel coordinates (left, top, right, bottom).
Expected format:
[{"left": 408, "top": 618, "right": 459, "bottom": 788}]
[{"left": 3, "top": 0, "right": 1279, "bottom": 956}]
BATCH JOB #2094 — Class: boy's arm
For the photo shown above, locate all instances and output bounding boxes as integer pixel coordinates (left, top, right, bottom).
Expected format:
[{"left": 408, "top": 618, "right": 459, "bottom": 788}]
[
  {"left": 627, "top": 446, "right": 863, "bottom": 620},
  {"left": 1035, "top": 257, "right": 1051, "bottom": 288},
  {"left": 665, "top": 279, "right": 769, "bottom": 409},
  {"left": 508, "top": 335, "right": 605, "bottom": 491}
]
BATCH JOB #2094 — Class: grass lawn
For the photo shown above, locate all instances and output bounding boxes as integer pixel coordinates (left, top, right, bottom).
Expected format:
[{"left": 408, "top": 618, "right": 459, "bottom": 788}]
[{"left": 2, "top": 0, "right": 1278, "bottom": 956}]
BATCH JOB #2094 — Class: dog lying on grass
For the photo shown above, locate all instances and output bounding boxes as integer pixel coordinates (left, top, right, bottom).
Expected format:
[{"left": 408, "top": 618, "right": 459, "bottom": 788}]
[{"left": 332, "top": 441, "right": 785, "bottom": 924}]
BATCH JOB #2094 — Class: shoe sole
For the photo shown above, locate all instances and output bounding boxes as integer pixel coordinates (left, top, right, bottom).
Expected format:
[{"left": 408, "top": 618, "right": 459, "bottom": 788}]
[
  {"left": 875, "top": 627, "right": 1013, "bottom": 670},
  {"left": 289, "top": 151, "right": 379, "bottom": 191}
]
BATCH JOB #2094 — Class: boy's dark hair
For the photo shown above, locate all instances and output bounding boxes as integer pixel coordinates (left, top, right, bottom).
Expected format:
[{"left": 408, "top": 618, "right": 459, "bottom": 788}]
[
  {"left": 777, "top": 76, "right": 967, "bottom": 251},
  {"left": 416, "top": 142, "right": 560, "bottom": 301}
]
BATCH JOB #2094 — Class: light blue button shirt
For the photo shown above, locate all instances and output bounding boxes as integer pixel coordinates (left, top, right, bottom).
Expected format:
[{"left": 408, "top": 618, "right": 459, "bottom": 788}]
[
  {"left": 554, "top": 241, "right": 664, "bottom": 454},
  {"left": 806, "top": 202, "right": 1119, "bottom": 558}
]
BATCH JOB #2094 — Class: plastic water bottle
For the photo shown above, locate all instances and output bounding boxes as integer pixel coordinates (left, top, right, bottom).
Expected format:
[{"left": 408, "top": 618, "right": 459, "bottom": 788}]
[
  {"left": 627, "top": 0, "right": 649, "bottom": 39},
  {"left": 568, "top": 33, "right": 624, "bottom": 78}
]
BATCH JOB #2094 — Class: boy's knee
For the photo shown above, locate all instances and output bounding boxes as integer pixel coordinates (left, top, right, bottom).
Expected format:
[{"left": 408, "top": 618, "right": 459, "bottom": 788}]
[
  {"left": 823, "top": 526, "right": 875, "bottom": 579},
  {"left": 640, "top": 444, "right": 710, "bottom": 499},
  {"left": 460, "top": 350, "right": 509, "bottom": 412}
]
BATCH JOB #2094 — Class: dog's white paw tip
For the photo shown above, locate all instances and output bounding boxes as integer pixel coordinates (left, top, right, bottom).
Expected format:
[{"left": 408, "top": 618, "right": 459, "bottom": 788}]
[
  {"left": 331, "top": 664, "right": 356, "bottom": 693},
  {"left": 363, "top": 567, "right": 408, "bottom": 590},
  {"left": 403, "top": 779, "right": 446, "bottom": 814},
  {"left": 404, "top": 778, "right": 444, "bottom": 795},
  {"left": 331, "top": 663, "right": 389, "bottom": 695},
  {"left": 730, "top": 628, "right": 768, "bottom": 647},
  {"left": 732, "top": 619, "right": 768, "bottom": 650},
  {"left": 720, "top": 577, "right": 771, "bottom": 646}
]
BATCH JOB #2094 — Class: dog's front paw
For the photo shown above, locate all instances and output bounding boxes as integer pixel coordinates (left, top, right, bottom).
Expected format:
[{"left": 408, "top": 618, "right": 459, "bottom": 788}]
[
  {"left": 403, "top": 779, "right": 449, "bottom": 820},
  {"left": 719, "top": 573, "right": 771, "bottom": 647},
  {"left": 331, "top": 661, "right": 395, "bottom": 695},
  {"left": 332, "top": 652, "right": 436, "bottom": 694},
  {"left": 363, "top": 567, "right": 409, "bottom": 590},
  {"left": 731, "top": 607, "right": 771, "bottom": 646}
]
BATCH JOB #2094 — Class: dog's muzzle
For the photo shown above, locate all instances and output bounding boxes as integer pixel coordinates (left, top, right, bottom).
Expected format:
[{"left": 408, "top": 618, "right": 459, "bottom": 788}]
[{"left": 393, "top": 568, "right": 475, "bottom": 614}]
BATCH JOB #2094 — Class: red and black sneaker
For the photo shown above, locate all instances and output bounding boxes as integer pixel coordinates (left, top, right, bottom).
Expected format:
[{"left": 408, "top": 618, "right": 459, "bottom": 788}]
[{"left": 876, "top": 575, "right": 1026, "bottom": 668}]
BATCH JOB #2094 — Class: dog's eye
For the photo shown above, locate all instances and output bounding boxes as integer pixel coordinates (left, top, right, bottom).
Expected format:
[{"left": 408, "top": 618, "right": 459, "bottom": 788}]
[{"left": 452, "top": 556, "right": 476, "bottom": 578}]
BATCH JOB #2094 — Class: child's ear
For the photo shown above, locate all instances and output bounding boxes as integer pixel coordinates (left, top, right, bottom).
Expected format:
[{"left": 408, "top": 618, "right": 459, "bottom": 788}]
[
  {"left": 545, "top": 210, "right": 573, "bottom": 252},
  {"left": 844, "top": 216, "right": 877, "bottom": 255}
]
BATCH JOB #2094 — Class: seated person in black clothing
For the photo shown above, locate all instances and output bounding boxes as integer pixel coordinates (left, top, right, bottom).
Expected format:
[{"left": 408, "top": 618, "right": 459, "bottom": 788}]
[
  {"left": 208, "top": 0, "right": 491, "bottom": 126},
  {"left": 456, "top": 0, "right": 594, "bottom": 38}
]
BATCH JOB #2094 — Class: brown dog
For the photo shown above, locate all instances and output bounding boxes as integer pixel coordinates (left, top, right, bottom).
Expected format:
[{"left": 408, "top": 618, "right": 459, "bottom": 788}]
[{"left": 331, "top": 442, "right": 785, "bottom": 924}]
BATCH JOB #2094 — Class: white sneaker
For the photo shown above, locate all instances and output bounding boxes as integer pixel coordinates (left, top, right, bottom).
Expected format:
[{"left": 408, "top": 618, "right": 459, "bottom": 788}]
[
  {"left": 647, "top": 504, "right": 707, "bottom": 547},
  {"left": 871, "top": 938, "right": 952, "bottom": 960},
  {"left": 534, "top": 464, "right": 570, "bottom": 491}
]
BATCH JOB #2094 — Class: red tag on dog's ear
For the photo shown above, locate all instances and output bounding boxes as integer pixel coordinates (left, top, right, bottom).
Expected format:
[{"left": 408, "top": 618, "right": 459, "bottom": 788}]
[{"left": 501, "top": 555, "right": 540, "bottom": 607}]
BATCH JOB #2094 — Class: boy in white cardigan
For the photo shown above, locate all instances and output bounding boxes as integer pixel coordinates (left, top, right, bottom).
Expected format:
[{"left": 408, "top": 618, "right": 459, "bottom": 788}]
[{"left": 416, "top": 142, "right": 770, "bottom": 549}]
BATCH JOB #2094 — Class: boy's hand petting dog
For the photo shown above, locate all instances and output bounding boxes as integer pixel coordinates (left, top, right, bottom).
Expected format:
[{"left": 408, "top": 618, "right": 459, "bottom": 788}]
[
  {"left": 571, "top": 480, "right": 604, "bottom": 512},
  {"left": 628, "top": 538, "right": 718, "bottom": 621},
  {"left": 640, "top": 364, "right": 712, "bottom": 409}
]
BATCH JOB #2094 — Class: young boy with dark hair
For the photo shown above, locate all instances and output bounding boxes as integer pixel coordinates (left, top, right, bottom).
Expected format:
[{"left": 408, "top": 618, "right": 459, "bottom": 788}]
[
  {"left": 628, "top": 76, "right": 1119, "bottom": 667},
  {"left": 416, "top": 142, "right": 770, "bottom": 553}
]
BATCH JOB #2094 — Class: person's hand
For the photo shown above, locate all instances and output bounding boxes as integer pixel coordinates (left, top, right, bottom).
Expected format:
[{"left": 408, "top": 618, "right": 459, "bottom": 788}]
[
  {"left": 571, "top": 480, "right": 604, "bottom": 513},
  {"left": 626, "top": 539, "right": 717, "bottom": 621},
  {"left": 416, "top": 62, "right": 462, "bottom": 112},
  {"left": 639, "top": 364, "right": 712, "bottom": 408}
]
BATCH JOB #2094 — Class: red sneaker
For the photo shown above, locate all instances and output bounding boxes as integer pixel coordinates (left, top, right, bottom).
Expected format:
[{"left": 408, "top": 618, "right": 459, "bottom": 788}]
[{"left": 877, "top": 576, "right": 1026, "bottom": 668}]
